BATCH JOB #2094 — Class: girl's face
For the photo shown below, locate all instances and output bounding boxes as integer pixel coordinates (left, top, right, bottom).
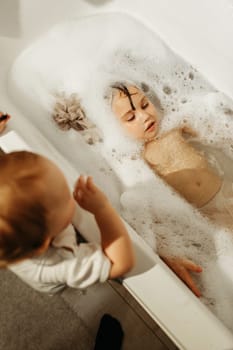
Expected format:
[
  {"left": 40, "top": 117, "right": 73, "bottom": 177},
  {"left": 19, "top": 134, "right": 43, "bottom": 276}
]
[{"left": 112, "top": 85, "right": 159, "bottom": 141}]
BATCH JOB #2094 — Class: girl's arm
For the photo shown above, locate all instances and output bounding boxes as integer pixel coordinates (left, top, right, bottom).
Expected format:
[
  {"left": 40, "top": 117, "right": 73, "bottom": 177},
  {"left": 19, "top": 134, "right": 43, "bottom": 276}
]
[
  {"left": 73, "top": 176, "right": 135, "bottom": 278},
  {"left": 180, "top": 125, "right": 198, "bottom": 138}
]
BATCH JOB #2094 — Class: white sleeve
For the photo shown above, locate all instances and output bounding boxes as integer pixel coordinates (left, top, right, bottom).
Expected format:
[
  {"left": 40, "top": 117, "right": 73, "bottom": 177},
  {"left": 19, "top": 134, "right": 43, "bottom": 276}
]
[
  {"left": 41, "top": 243, "right": 111, "bottom": 290},
  {"left": 9, "top": 243, "right": 111, "bottom": 294}
]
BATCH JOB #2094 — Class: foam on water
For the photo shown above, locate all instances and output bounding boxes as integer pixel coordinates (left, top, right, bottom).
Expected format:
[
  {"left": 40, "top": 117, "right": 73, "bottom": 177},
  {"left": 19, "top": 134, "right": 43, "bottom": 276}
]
[{"left": 8, "top": 13, "right": 233, "bottom": 331}]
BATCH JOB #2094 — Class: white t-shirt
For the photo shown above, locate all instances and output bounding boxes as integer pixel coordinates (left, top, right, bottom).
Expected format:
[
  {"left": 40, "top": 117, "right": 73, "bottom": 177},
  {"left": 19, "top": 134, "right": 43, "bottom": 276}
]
[{"left": 9, "top": 224, "right": 111, "bottom": 294}]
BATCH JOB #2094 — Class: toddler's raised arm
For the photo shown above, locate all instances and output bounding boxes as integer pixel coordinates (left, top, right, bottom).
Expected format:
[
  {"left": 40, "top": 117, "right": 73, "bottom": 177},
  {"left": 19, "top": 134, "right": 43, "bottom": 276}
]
[{"left": 73, "top": 176, "right": 135, "bottom": 278}]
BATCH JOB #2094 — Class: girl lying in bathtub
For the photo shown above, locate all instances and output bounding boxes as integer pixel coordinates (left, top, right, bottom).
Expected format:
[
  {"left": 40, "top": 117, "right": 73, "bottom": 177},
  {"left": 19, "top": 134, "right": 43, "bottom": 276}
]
[
  {"left": 111, "top": 83, "right": 233, "bottom": 296},
  {"left": 51, "top": 93, "right": 204, "bottom": 297}
]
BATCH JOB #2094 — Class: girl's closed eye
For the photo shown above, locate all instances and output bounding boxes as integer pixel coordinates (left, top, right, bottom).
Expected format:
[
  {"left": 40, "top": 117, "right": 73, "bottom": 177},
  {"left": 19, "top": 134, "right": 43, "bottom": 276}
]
[
  {"left": 141, "top": 100, "right": 149, "bottom": 109},
  {"left": 126, "top": 114, "right": 135, "bottom": 122}
]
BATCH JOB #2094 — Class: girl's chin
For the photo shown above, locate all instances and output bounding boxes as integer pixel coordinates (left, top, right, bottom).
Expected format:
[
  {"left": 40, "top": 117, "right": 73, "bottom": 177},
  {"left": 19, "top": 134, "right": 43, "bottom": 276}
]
[{"left": 144, "top": 129, "right": 157, "bottom": 140}]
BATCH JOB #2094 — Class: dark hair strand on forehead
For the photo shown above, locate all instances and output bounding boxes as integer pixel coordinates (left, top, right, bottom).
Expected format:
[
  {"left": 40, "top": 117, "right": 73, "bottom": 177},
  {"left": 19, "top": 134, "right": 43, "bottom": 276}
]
[{"left": 112, "top": 84, "right": 136, "bottom": 110}]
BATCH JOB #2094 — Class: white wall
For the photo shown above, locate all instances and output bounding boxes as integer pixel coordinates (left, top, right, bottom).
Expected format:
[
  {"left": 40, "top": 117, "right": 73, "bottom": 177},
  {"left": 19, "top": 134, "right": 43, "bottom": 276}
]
[{"left": 0, "top": 0, "right": 232, "bottom": 99}]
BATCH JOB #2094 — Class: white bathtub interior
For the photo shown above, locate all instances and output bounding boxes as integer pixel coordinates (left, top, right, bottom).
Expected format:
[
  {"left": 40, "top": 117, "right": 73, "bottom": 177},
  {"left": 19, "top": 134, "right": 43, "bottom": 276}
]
[{"left": 1, "top": 1, "right": 233, "bottom": 350}]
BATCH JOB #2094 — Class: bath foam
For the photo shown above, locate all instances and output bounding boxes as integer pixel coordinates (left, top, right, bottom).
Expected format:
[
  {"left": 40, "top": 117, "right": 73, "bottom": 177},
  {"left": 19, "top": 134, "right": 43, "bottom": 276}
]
[{"left": 8, "top": 13, "right": 233, "bottom": 331}]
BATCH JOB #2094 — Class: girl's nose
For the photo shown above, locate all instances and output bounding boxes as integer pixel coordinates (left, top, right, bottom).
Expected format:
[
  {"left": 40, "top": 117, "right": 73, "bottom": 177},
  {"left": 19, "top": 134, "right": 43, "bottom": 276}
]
[{"left": 137, "top": 110, "right": 150, "bottom": 122}]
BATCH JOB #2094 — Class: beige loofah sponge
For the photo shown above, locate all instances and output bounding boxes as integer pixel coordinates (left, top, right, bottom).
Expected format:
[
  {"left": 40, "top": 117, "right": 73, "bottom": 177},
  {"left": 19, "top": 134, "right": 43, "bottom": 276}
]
[{"left": 52, "top": 92, "right": 102, "bottom": 144}]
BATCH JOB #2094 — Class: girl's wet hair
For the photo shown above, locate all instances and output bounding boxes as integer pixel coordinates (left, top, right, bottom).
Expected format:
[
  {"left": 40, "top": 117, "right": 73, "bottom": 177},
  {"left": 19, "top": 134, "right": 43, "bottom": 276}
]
[
  {"left": 0, "top": 151, "right": 48, "bottom": 266},
  {"left": 110, "top": 81, "right": 163, "bottom": 113},
  {"left": 112, "top": 84, "right": 136, "bottom": 110}
]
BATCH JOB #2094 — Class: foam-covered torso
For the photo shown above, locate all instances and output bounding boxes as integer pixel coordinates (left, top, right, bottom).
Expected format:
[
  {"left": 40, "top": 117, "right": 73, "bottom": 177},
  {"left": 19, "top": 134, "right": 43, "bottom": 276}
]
[{"left": 143, "top": 128, "right": 222, "bottom": 208}]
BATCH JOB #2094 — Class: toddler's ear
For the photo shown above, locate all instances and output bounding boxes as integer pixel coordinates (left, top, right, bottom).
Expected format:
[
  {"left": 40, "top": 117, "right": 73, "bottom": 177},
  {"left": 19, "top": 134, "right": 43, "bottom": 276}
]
[{"left": 33, "top": 236, "right": 51, "bottom": 256}]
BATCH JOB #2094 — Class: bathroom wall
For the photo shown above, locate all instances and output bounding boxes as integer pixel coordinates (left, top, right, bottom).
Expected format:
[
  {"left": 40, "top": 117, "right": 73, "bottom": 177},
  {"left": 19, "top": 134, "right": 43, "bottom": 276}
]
[{"left": 0, "top": 0, "right": 232, "bottom": 100}]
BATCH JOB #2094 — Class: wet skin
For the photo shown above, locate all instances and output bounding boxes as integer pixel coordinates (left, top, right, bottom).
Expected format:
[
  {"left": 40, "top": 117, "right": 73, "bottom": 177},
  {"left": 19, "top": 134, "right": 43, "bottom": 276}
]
[{"left": 111, "top": 85, "right": 203, "bottom": 297}]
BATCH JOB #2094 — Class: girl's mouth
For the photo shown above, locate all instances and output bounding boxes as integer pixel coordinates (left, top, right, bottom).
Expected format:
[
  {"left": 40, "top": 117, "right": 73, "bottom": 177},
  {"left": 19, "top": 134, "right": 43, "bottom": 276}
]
[{"left": 145, "top": 121, "right": 156, "bottom": 132}]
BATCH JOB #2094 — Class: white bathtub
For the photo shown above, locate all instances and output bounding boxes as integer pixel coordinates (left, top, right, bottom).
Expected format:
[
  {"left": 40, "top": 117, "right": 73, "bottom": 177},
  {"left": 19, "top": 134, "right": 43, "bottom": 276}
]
[{"left": 0, "top": 1, "right": 233, "bottom": 349}]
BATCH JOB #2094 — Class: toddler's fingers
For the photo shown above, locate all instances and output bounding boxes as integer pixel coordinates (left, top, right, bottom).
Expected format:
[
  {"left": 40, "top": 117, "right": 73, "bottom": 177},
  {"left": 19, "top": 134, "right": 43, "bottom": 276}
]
[
  {"left": 74, "top": 191, "right": 85, "bottom": 207},
  {"left": 74, "top": 175, "right": 85, "bottom": 198},
  {"left": 74, "top": 182, "right": 86, "bottom": 203},
  {"left": 86, "top": 176, "right": 96, "bottom": 193},
  {"left": 76, "top": 175, "right": 87, "bottom": 191},
  {"left": 78, "top": 189, "right": 85, "bottom": 200}
]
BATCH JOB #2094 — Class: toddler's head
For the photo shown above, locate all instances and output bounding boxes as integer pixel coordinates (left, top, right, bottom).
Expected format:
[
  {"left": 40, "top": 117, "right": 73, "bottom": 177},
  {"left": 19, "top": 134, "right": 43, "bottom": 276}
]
[
  {"left": 0, "top": 151, "right": 76, "bottom": 267},
  {"left": 111, "top": 83, "right": 161, "bottom": 141}
]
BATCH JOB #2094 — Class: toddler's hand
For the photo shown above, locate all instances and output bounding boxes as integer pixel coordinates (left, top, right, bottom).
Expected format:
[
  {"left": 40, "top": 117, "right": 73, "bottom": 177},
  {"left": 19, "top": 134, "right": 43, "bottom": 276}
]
[
  {"left": 0, "top": 112, "right": 11, "bottom": 133},
  {"left": 161, "top": 255, "right": 202, "bottom": 297},
  {"left": 73, "top": 175, "right": 109, "bottom": 215}
]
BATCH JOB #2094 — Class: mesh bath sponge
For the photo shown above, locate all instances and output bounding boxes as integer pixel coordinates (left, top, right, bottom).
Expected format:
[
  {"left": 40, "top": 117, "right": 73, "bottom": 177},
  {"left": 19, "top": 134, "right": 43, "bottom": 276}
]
[{"left": 52, "top": 92, "right": 102, "bottom": 145}]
